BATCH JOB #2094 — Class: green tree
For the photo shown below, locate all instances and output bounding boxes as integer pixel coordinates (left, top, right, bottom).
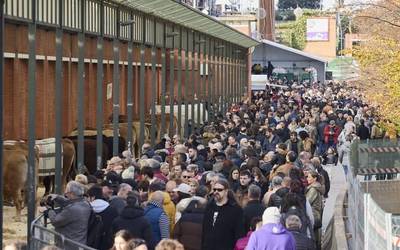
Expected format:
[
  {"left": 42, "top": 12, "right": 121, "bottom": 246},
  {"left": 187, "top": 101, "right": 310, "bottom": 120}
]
[
  {"left": 350, "top": 0, "right": 400, "bottom": 132},
  {"left": 278, "top": 0, "right": 321, "bottom": 10},
  {"left": 280, "top": 15, "right": 307, "bottom": 50}
]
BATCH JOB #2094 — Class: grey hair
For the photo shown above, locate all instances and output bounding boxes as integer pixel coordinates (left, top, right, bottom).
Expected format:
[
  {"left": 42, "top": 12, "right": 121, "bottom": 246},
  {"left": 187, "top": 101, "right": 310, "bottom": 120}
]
[
  {"left": 147, "top": 158, "right": 161, "bottom": 169},
  {"left": 66, "top": 181, "right": 85, "bottom": 197},
  {"left": 119, "top": 183, "right": 132, "bottom": 192},
  {"left": 206, "top": 172, "right": 217, "bottom": 182},
  {"left": 187, "top": 164, "right": 199, "bottom": 173},
  {"left": 248, "top": 184, "right": 261, "bottom": 199},
  {"left": 150, "top": 190, "right": 164, "bottom": 204},
  {"left": 271, "top": 176, "right": 283, "bottom": 188}
]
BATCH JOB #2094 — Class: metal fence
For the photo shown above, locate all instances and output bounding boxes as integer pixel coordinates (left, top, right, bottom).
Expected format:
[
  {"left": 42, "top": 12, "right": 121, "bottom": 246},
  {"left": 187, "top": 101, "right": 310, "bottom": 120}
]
[
  {"left": 347, "top": 139, "right": 400, "bottom": 250},
  {"left": 0, "top": 0, "right": 252, "bottom": 246},
  {"left": 31, "top": 214, "right": 96, "bottom": 250},
  {"left": 350, "top": 139, "right": 400, "bottom": 177}
]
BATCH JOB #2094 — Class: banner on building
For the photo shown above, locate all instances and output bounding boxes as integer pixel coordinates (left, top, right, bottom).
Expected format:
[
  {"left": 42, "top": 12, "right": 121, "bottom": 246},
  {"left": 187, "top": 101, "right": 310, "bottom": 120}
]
[{"left": 306, "top": 18, "right": 329, "bottom": 41}]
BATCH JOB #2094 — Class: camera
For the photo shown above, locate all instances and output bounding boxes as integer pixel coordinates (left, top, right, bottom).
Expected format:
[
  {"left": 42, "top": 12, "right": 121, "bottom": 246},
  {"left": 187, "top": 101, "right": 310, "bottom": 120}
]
[{"left": 40, "top": 195, "right": 55, "bottom": 209}]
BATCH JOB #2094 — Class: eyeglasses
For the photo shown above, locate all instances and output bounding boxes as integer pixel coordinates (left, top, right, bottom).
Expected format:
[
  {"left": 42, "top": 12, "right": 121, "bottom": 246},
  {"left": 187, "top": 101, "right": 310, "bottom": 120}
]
[{"left": 213, "top": 188, "right": 225, "bottom": 192}]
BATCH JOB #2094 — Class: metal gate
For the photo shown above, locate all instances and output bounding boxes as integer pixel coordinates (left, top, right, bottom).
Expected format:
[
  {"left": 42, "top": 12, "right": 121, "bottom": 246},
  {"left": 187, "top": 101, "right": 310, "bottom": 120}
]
[
  {"left": 0, "top": 0, "right": 256, "bottom": 246},
  {"left": 31, "top": 214, "right": 96, "bottom": 250}
]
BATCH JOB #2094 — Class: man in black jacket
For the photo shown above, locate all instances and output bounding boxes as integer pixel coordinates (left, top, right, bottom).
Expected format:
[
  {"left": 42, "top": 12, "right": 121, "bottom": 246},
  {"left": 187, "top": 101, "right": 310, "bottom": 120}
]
[
  {"left": 111, "top": 192, "right": 153, "bottom": 249},
  {"left": 285, "top": 214, "right": 316, "bottom": 250},
  {"left": 357, "top": 119, "right": 370, "bottom": 140},
  {"left": 242, "top": 184, "right": 265, "bottom": 232},
  {"left": 202, "top": 179, "right": 245, "bottom": 250},
  {"left": 87, "top": 185, "right": 119, "bottom": 250}
]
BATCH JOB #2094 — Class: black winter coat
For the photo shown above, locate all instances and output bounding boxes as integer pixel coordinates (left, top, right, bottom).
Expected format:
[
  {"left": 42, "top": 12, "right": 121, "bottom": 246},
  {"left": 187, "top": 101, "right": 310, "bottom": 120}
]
[
  {"left": 288, "top": 229, "right": 316, "bottom": 250},
  {"left": 111, "top": 206, "right": 153, "bottom": 248},
  {"left": 173, "top": 207, "right": 204, "bottom": 250},
  {"left": 202, "top": 198, "right": 245, "bottom": 250},
  {"left": 268, "top": 187, "right": 289, "bottom": 208},
  {"left": 357, "top": 125, "right": 370, "bottom": 140},
  {"left": 97, "top": 205, "right": 119, "bottom": 250},
  {"left": 242, "top": 200, "right": 265, "bottom": 232}
]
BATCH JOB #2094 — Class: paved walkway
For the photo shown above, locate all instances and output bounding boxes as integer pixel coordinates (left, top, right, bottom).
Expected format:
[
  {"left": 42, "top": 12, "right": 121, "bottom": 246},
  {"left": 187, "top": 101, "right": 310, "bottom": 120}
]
[{"left": 322, "top": 164, "right": 347, "bottom": 233}]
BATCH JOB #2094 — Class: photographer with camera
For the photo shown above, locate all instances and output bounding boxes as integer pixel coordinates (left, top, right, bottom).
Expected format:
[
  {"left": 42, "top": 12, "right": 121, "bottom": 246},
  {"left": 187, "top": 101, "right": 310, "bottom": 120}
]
[{"left": 39, "top": 180, "right": 92, "bottom": 245}]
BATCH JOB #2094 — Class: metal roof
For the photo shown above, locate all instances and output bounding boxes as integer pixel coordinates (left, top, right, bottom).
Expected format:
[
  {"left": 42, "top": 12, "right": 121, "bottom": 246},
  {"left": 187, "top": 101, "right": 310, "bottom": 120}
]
[
  {"left": 260, "top": 39, "right": 328, "bottom": 63},
  {"left": 115, "top": 0, "right": 259, "bottom": 48}
]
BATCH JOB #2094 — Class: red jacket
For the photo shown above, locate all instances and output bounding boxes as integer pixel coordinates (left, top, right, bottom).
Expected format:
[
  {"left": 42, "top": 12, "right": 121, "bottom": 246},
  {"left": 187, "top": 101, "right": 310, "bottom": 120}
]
[
  {"left": 323, "top": 125, "right": 341, "bottom": 144},
  {"left": 234, "top": 231, "right": 253, "bottom": 250}
]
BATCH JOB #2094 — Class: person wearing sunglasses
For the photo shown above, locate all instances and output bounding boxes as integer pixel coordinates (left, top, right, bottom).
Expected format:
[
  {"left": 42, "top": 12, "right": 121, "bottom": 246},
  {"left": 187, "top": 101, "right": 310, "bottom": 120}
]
[
  {"left": 202, "top": 179, "right": 245, "bottom": 250},
  {"left": 181, "top": 169, "right": 195, "bottom": 184}
]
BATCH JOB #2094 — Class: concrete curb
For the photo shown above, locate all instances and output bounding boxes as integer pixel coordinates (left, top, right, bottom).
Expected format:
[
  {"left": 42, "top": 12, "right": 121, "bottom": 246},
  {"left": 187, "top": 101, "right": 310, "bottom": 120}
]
[{"left": 322, "top": 185, "right": 349, "bottom": 250}]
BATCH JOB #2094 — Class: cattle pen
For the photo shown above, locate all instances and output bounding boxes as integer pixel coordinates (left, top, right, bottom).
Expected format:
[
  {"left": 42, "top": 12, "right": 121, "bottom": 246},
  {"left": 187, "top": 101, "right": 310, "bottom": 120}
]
[{"left": 0, "top": 0, "right": 259, "bottom": 247}]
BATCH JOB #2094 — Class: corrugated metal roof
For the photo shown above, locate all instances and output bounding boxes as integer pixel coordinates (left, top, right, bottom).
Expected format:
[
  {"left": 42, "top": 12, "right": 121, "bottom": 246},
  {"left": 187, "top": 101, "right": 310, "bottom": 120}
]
[
  {"left": 115, "top": 0, "right": 259, "bottom": 48},
  {"left": 261, "top": 39, "right": 328, "bottom": 63}
]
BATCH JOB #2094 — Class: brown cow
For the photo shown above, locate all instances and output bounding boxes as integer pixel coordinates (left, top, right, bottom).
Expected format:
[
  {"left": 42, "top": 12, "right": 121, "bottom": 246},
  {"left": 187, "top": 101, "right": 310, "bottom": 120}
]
[
  {"left": 103, "top": 122, "right": 149, "bottom": 159},
  {"left": 108, "top": 114, "right": 178, "bottom": 152},
  {"left": 3, "top": 142, "right": 39, "bottom": 221},
  {"left": 67, "top": 128, "right": 126, "bottom": 173},
  {"left": 65, "top": 136, "right": 110, "bottom": 175}
]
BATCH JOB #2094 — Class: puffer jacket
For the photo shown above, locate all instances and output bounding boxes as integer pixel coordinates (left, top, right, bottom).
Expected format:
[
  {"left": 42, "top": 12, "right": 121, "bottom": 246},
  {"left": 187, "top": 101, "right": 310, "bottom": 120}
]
[
  {"left": 173, "top": 203, "right": 205, "bottom": 250},
  {"left": 305, "top": 182, "right": 324, "bottom": 228}
]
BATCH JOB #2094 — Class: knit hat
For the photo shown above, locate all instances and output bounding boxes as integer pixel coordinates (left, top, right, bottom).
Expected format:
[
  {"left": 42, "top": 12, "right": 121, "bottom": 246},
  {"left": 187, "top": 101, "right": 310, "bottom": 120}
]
[
  {"left": 262, "top": 207, "right": 281, "bottom": 225},
  {"left": 121, "top": 166, "right": 135, "bottom": 179},
  {"left": 147, "top": 158, "right": 161, "bottom": 170}
]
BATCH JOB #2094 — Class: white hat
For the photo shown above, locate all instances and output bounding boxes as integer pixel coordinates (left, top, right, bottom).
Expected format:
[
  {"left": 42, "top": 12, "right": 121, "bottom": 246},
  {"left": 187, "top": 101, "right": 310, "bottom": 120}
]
[
  {"left": 173, "top": 183, "right": 192, "bottom": 195},
  {"left": 121, "top": 166, "right": 135, "bottom": 179},
  {"left": 262, "top": 207, "right": 281, "bottom": 225}
]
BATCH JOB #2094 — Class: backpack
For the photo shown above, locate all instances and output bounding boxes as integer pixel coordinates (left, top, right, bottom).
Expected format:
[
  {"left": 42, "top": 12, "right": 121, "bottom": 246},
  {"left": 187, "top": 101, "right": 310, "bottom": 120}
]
[
  {"left": 282, "top": 206, "right": 313, "bottom": 239},
  {"left": 87, "top": 209, "right": 104, "bottom": 248}
]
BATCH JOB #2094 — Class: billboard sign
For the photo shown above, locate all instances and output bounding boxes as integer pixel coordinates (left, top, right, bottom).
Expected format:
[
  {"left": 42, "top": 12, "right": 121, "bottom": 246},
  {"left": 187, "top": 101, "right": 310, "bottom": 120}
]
[{"left": 306, "top": 18, "right": 329, "bottom": 41}]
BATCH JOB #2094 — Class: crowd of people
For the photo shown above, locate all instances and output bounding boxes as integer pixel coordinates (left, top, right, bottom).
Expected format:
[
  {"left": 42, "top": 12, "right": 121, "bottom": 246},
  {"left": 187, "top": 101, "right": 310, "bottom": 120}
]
[{"left": 7, "top": 80, "right": 392, "bottom": 250}]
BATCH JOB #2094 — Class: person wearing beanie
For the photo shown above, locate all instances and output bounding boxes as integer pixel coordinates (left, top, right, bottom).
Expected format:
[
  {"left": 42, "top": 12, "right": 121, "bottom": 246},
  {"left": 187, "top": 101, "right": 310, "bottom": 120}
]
[
  {"left": 285, "top": 214, "right": 316, "bottom": 250},
  {"left": 149, "top": 181, "right": 176, "bottom": 236},
  {"left": 246, "top": 207, "right": 296, "bottom": 250}
]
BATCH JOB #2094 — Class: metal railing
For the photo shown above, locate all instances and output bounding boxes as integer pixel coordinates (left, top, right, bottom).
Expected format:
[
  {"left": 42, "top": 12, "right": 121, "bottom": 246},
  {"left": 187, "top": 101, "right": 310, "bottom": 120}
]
[
  {"left": 31, "top": 214, "right": 96, "bottom": 250},
  {"left": 347, "top": 139, "right": 400, "bottom": 250},
  {"left": 350, "top": 139, "right": 400, "bottom": 177}
]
